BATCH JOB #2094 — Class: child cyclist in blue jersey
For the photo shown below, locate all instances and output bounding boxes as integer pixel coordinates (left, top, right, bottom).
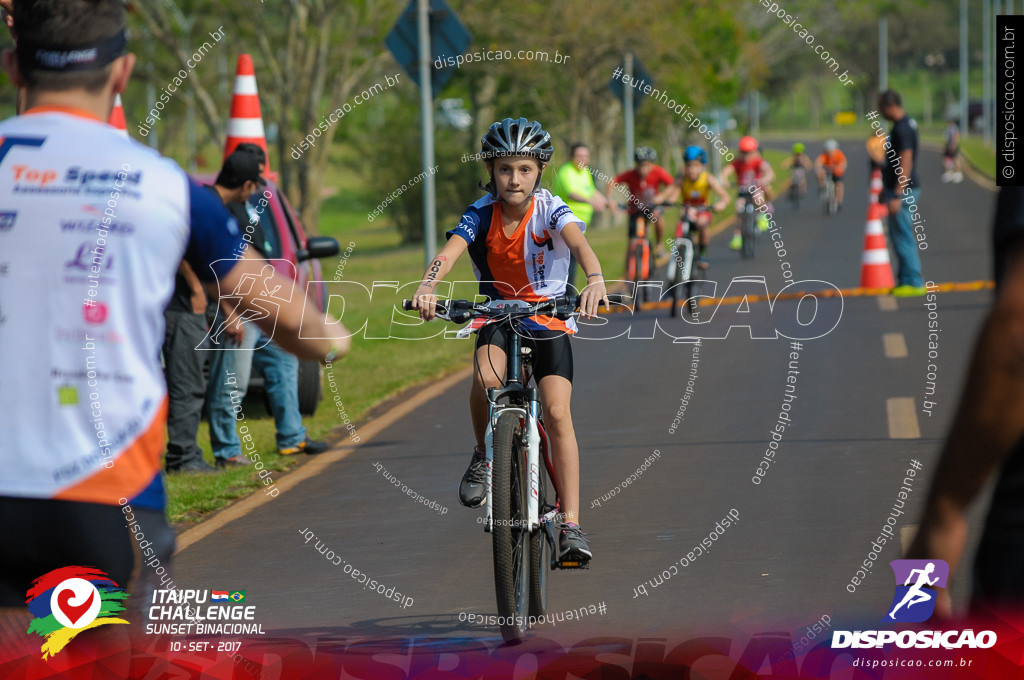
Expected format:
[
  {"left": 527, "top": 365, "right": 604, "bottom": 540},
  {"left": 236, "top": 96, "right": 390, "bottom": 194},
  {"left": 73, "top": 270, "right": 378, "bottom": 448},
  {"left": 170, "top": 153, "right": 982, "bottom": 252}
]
[{"left": 412, "top": 118, "right": 609, "bottom": 563}]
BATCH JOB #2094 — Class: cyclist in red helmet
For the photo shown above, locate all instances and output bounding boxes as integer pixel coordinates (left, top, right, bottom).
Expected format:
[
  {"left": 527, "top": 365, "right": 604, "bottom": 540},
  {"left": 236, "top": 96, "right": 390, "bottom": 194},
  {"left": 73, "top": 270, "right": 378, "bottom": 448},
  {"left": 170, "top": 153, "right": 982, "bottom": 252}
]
[{"left": 720, "top": 136, "right": 775, "bottom": 250}]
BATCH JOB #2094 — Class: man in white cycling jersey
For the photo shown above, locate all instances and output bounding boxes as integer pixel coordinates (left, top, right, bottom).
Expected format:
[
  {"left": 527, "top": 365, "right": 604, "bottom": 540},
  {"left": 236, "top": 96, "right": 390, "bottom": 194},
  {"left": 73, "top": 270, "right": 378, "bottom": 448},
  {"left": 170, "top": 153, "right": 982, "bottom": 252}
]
[{"left": 0, "top": 0, "right": 349, "bottom": 615}]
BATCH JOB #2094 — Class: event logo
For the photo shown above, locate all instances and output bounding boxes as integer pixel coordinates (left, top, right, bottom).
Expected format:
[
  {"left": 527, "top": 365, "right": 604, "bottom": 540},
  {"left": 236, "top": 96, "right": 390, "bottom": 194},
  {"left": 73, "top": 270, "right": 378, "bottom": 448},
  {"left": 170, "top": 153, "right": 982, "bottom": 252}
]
[
  {"left": 884, "top": 559, "right": 949, "bottom": 623},
  {"left": 25, "top": 566, "right": 130, "bottom": 659},
  {"left": 833, "top": 558, "right": 997, "bottom": 650}
]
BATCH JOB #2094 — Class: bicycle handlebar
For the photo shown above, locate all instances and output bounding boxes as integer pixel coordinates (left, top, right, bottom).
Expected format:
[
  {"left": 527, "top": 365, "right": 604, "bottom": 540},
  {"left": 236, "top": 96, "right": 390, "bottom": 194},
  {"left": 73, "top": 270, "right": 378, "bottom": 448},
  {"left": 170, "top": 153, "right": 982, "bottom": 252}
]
[
  {"left": 401, "top": 294, "right": 629, "bottom": 323},
  {"left": 617, "top": 202, "right": 672, "bottom": 211}
]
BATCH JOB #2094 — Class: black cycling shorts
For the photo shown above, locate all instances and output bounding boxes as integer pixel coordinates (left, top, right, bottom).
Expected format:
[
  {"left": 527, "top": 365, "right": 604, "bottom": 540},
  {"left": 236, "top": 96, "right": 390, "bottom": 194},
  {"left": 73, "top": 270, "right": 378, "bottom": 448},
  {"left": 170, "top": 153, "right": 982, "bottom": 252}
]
[
  {"left": 476, "top": 322, "right": 573, "bottom": 383},
  {"left": 0, "top": 497, "right": 175, "bottom": 614}
]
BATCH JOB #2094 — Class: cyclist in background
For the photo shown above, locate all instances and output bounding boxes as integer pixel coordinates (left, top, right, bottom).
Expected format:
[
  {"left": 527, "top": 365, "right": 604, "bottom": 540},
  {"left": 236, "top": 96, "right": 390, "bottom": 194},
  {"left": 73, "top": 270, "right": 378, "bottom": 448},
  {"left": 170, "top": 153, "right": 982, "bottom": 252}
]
[
  {"left": 942, "top": 118, "right": 964, "bottom": 183},
  {"left": 608, "top": 146, "right": 674, "bottom": 256},
  {"left": 780, "top": 142, "right": 813, "bottom": 196},
  {"left": 411, "top": 118, "right": 609, "bottom": 564},
  {"left": 656, "top": 145, "right": 730, "bottom": 268},
  {"left": 720, "top": 135, "right": 775, "bottom": 250},
  {"left": 815, "top": 139, "right": 847, "bottom": 211}
]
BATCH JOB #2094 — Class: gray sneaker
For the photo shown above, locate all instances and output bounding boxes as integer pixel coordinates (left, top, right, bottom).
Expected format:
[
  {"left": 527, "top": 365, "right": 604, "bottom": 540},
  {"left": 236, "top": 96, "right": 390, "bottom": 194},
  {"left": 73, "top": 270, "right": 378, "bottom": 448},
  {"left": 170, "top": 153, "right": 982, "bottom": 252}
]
[
  {"left": 558, "top": 523, "right": 593, "bottom": 562},
  {"left": 458, "top": 447, "right": 487, "bottom": 507}
]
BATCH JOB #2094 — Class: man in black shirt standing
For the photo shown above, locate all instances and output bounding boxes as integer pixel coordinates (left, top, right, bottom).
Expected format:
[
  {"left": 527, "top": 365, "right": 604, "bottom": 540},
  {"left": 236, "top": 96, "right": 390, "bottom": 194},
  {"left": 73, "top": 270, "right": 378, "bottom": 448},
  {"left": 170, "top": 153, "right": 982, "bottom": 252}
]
[
  {"left": 163, "top": 253, "right": 217, "bottom": 472},
  {"left": 162, "top": 150, "right": 267, "bottom": 474},
  {"left": 879, "top": 90, "right": 927, "bottom": 297},
  {"left": 205, "top": 149, "right": 329, "bottom": 467}
]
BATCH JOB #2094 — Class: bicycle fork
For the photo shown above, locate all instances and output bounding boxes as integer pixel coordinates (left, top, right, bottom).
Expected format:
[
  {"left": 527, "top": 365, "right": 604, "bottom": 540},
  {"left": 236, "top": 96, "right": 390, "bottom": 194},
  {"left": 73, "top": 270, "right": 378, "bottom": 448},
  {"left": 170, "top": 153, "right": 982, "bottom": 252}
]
[
  {"left": 483, "top": 395, "right": 541, "bottom": 534},
  {"left": 667, "top": 237, "right": 694, "bottom": 282}
]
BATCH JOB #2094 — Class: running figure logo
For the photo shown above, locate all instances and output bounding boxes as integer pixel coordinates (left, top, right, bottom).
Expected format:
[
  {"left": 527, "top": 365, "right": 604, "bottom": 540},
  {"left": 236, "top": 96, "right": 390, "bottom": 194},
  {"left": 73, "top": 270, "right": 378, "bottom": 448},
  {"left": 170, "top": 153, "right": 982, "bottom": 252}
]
[
  {"left": 884, "top": 559, "right": 950, "bottom": 623},
  {"left": 202, "top": 260, "right": 295, "bottom": 351}
]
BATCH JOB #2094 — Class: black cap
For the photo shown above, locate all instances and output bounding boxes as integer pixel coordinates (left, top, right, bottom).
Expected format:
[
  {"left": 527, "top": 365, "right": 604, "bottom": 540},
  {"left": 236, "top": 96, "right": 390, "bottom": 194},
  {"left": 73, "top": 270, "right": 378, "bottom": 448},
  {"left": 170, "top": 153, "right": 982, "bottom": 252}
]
[{"left": 217, "top": 150, "right": 266, "bottom": 189}]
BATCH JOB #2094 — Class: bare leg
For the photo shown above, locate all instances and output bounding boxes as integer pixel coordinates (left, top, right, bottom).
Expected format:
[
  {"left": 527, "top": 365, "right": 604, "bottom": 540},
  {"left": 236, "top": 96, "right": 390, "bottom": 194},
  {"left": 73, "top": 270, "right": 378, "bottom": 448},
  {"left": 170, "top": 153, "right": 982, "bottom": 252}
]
[
  {"left": 471, "top": 343, "right": 506, "bottom": 448},
  {"left": 537, "top": 375, "right": 579, "bottom": 525}
]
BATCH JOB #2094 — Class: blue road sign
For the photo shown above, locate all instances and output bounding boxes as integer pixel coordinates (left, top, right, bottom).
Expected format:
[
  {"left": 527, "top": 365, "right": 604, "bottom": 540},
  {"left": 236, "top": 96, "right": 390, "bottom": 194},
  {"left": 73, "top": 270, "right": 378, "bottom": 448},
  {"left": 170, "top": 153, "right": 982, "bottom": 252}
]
[
  {"left": 609, "top": 53, "right": 653, "bottom": 111},
  {"left": 386, "top": 0, "right": 472, "bottom": 94}
]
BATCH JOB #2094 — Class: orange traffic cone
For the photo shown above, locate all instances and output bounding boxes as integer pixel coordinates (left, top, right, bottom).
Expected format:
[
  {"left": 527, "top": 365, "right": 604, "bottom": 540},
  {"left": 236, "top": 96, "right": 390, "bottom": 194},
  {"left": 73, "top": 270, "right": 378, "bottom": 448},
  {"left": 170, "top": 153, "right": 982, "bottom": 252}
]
[
  {"left": 869, "top": 168, "right": 882, "bottom": 201},
  {"left": 107, "top": 94, "right": 128, "bottom": 137},
  {"left": 860, "top": 201, "right": 895, "bottom": 288},
  {"left": 868, "top": 167, "right": 887, "bottom": 217},
  {"left": 224, "top": 54, "right": 270, "bottom": 173}
]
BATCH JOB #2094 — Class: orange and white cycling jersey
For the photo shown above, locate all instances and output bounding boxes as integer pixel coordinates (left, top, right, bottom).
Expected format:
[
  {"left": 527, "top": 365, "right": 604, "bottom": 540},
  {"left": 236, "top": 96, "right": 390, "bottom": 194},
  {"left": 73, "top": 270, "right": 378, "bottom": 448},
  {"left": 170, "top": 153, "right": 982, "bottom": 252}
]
[{"left": 447, "top": 190, "right": 584, "bottom": 333}]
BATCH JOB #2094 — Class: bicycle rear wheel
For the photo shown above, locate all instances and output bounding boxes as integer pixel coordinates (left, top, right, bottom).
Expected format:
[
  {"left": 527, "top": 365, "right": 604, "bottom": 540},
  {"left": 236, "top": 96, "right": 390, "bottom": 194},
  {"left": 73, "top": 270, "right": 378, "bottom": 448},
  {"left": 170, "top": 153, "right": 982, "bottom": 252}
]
[
  {"left": 492, "top": 410, "right": 530, "bottom": 642},
  {"left": 529, "top": 426, "right": 551, "bottom": 617}
]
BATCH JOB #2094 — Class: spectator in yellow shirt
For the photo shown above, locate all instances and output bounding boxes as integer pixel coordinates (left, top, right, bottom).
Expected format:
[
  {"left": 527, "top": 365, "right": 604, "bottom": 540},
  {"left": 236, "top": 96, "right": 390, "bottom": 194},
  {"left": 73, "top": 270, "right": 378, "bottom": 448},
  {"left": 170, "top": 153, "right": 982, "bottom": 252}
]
[{"left": 552, "top": 143, "right": 608, "bottom": 288}]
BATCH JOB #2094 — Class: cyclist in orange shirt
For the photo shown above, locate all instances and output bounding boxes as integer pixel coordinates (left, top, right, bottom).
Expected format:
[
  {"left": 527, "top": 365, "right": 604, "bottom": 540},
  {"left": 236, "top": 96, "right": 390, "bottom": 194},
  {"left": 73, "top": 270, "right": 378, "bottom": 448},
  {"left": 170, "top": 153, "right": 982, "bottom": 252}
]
[{"left": 815, "top": 139, "right": 847, "bottom": 211}]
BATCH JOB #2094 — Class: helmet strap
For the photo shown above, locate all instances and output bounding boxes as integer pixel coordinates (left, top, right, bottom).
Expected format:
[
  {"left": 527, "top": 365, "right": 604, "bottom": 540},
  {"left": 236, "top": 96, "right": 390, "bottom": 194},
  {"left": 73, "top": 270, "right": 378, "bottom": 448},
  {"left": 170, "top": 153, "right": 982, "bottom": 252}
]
[{"left": 530, "top": 164, "right": 546, "bottom": 195}]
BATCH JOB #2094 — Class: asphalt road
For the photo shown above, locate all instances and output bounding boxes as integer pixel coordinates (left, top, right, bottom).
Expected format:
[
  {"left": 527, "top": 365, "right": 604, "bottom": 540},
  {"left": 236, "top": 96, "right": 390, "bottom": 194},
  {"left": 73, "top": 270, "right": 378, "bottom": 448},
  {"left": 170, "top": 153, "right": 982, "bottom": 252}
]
[{"left": 173, "top": 141, "right": 998, "bottom": 650}]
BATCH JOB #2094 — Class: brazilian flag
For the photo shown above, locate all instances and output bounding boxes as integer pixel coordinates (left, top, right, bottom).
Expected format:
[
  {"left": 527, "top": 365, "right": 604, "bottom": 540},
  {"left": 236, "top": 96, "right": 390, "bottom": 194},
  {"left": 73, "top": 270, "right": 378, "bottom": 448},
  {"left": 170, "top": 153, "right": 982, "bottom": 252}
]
[{"left": 229, "top": 591, "right": 246, "bottom": 602}]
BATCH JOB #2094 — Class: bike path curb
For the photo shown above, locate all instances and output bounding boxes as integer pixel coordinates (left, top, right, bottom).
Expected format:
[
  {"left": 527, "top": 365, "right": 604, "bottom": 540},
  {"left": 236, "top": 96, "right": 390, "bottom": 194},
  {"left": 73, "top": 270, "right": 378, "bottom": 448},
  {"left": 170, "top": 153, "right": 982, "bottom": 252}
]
[
  {"left": 174, "top": 364, "right": 475, "bottom": 553},
  {"left": 920, "top": 139, "right": 997, "bottom": 193}
]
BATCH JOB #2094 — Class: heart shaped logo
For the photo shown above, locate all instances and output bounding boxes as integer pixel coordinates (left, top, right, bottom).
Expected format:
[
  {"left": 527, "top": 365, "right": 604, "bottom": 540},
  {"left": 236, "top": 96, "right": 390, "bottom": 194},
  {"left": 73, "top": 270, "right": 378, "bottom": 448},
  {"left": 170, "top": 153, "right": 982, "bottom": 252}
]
[
  {"left": 49, "top": 579, "right": 101, "bottom": 629},
  {"left": 56, "top": 588, "right": 95, "bottom": 626}
]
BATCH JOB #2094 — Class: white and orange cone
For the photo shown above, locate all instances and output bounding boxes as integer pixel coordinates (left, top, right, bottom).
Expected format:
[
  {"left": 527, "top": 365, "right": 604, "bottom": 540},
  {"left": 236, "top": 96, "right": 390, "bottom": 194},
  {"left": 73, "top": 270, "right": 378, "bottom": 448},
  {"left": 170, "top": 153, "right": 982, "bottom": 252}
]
[
  {"left": 860, "top": 201, "right": 895, "bottom": 289},
  {"left": 868, "top": 167, "right": 888, "bottom": 217},
  {"left": 223, "top": 54, "right": 270, "bottom": 173},
  {"left": 107, "top": 94, "right": 128, "bottom": 137}
]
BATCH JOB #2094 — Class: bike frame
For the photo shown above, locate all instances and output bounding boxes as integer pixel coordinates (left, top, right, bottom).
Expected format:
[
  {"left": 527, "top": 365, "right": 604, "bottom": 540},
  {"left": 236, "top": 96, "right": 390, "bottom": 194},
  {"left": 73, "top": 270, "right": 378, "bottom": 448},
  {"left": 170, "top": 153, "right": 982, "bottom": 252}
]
[
  {"left": 475, "top": 305, "right": 561, "bottom": 548},
  {"left": 667, "top": 207, "right": 703, "bottom": 283},
  {"left": 822, "top": 169, "right": 836, "bottom": 213}
]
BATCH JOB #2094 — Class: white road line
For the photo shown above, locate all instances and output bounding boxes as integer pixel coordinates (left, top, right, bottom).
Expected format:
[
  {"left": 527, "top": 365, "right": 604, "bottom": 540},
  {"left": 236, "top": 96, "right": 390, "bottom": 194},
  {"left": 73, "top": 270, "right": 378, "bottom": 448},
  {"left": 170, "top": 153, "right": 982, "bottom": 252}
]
[
  {"left": 878, "top": 296, "right": 898, "bottom": 311},
  {"left": 887, "top": 397, "right": 922, "bottom": 439},
  {"left": 883, "top": 333, "right": 908, "bottom": 358}
]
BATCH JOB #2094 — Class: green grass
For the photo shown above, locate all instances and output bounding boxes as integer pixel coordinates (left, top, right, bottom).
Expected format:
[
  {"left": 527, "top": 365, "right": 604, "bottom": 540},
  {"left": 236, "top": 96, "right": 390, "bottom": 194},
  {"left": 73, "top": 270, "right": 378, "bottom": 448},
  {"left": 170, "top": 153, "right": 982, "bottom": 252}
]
[
  {"left": 165, "top": 149, "right": 788, "bottom": 525},
  {"left": 919, "top": 131, "right": 997, "bottom": 181},
  {"left": 959, "top": 137, "right": 996, "bottom": 180}
]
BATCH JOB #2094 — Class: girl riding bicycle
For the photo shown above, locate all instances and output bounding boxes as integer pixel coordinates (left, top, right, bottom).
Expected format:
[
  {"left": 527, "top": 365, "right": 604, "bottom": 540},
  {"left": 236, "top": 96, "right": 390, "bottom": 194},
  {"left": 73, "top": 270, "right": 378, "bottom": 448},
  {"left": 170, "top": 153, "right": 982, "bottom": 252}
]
[
  {"left": 411, "top": 118, "right": 608, "bottom": 564},
  {"left": 780, "top": 142, "right": 813, "bottom": 196},
  {"left": 720, "top": 136, "right": 775, "bottom": 250}
]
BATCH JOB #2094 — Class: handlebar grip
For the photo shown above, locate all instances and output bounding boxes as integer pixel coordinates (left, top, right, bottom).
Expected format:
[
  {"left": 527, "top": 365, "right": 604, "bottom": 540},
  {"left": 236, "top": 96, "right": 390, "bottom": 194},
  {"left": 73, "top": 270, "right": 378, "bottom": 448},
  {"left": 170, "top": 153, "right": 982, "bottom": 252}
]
[{"left": 403, "top": 299, "right": 450, "bottom": 315}]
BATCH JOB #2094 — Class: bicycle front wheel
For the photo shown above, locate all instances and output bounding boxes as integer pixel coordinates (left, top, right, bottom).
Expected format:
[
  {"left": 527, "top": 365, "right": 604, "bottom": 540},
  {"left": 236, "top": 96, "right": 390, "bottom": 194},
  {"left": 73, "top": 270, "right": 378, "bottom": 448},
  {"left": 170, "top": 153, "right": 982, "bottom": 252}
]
[
  {"left": 742, "top": 213, "right": 756, "bottom": 259},
  {"left": 529, "top": 428, "right": 551, "bottom": 617},
  {"left": 492, "top": 410, "right": 530, "bottom": 642},
  {"left": 632, "top": 241, "right": 646, "bottom": 303},
  {"left": 669, "top": 241, "right": 684, "bottom": 318}
]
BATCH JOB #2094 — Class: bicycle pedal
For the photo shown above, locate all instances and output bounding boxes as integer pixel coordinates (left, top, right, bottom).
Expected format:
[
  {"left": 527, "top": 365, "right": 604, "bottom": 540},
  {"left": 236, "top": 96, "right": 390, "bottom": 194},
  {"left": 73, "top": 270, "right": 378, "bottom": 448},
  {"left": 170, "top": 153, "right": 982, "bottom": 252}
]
[{"left": 554, "top": 557, "right": 591, "bottom": 570}]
